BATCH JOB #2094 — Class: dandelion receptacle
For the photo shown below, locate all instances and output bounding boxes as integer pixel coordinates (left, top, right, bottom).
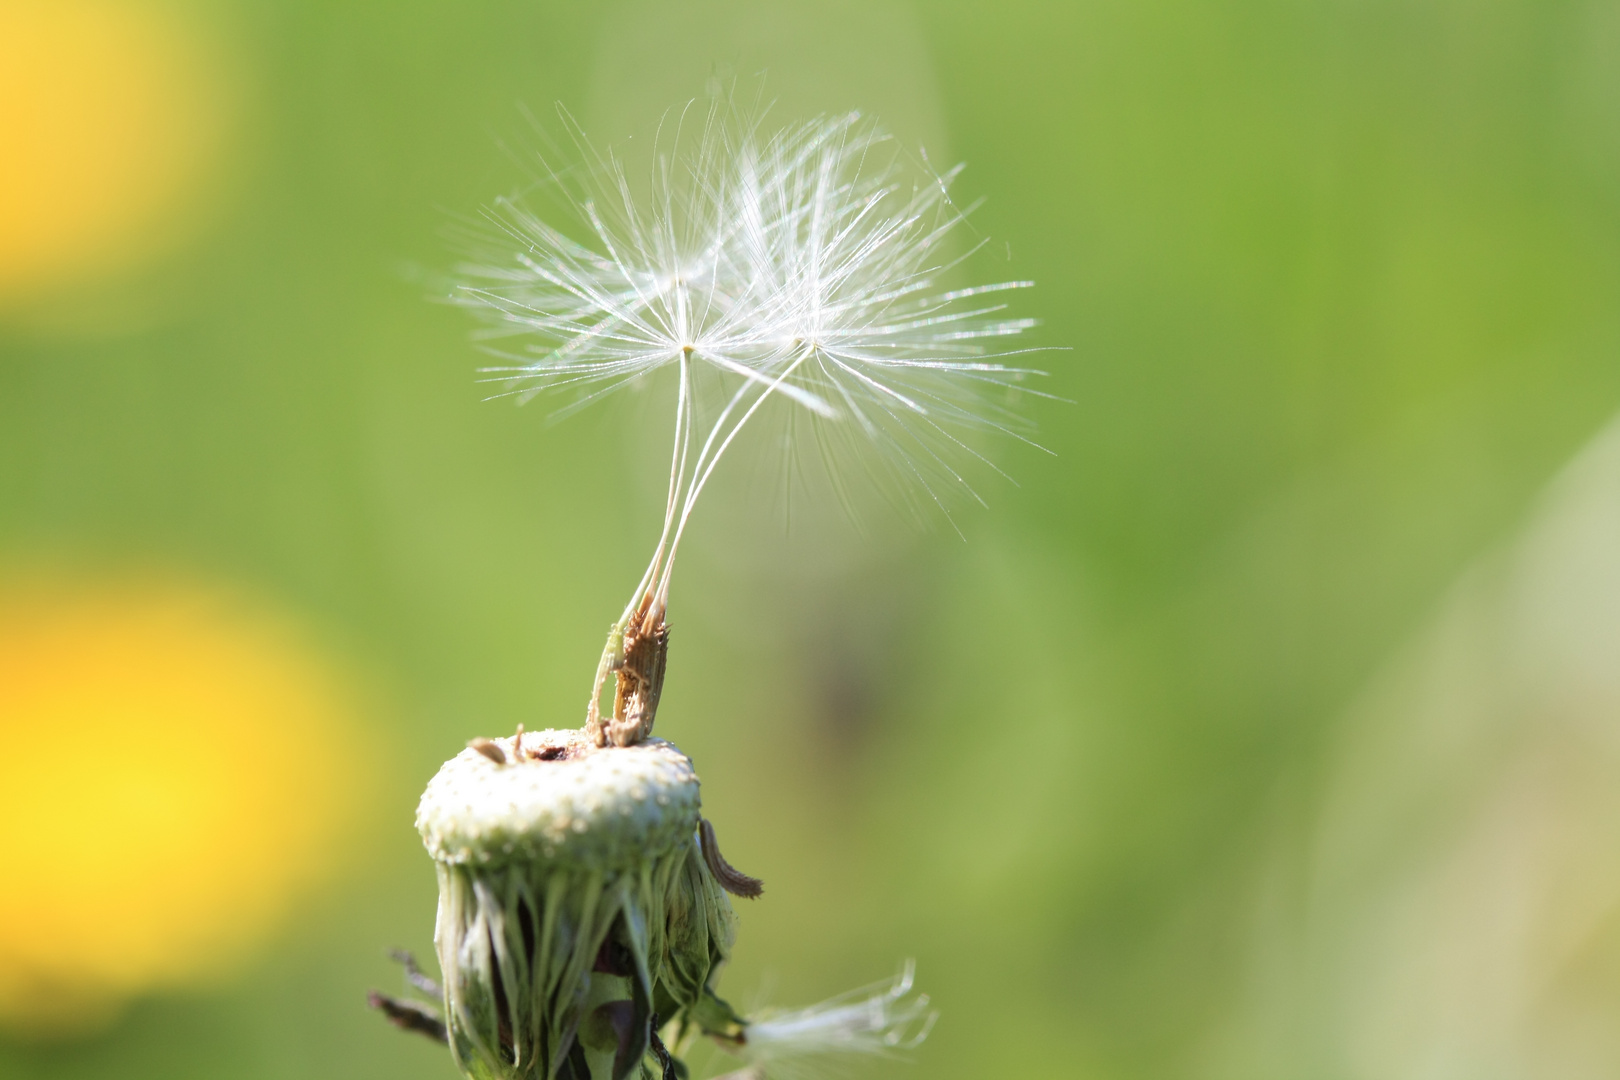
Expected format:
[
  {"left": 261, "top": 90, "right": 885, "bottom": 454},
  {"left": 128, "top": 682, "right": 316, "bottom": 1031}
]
[{"left": 371, "top": 92, "right": 1047, "bottom": 1080}]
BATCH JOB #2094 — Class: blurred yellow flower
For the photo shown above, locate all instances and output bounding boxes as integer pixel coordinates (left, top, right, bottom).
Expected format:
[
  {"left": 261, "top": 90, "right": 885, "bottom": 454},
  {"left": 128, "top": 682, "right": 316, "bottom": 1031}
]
[
  {"left": 0, "top": 578, "right": 370, "bottom": 1035},
  {"left": 0, "top": 0, "right": 233, "bottom": 305}
]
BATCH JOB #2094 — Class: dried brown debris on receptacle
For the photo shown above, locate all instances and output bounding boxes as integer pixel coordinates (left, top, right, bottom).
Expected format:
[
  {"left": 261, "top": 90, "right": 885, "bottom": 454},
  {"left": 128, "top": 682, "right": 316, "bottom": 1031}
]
[
  {"left": 468, "top": 737, "right": 506, "bottom": 764},
  {"left": 469, "top": 729, "right": 583, "bottom": 767}
]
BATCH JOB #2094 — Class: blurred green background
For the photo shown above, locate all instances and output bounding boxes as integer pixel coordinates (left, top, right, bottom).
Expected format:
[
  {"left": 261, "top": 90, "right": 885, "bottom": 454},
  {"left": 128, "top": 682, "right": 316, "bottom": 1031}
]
[{"left": 4, "top": 1, "right": 1620, "bottom": 1078}]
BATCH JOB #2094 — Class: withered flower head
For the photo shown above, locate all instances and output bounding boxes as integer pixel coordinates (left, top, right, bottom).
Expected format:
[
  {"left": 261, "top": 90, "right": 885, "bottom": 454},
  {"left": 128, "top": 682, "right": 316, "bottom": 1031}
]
[{"left": 414, "top": 728, "right": 742, "bottom": 1080}]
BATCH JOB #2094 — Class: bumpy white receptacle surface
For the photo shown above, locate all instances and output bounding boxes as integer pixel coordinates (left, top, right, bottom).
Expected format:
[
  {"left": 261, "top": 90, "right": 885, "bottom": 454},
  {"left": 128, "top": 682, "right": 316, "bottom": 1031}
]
[{"left": 416, "top": 728, "right": 701, "bottom": 869}]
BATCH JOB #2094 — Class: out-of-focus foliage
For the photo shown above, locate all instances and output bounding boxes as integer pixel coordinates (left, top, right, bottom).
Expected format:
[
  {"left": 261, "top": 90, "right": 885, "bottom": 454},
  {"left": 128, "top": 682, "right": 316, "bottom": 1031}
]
[
  {"left": 1, "top": 1, "right": 1618, "bottom": 1078},
  {"left": 1211, "top": 416, "right": 1620, "bottom": 1079}
]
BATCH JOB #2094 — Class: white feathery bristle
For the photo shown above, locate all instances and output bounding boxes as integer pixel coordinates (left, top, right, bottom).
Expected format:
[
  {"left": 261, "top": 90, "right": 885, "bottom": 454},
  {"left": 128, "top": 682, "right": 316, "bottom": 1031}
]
[{"left": 454, "top": 97, "right": 1057, "bottom": 608}]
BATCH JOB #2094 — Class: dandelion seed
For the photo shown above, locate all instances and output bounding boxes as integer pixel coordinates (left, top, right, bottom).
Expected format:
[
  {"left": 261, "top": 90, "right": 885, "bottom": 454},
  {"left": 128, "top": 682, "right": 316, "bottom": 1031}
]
[{"left": 454, "top": 97, "right": 1057, "bottom": 747}]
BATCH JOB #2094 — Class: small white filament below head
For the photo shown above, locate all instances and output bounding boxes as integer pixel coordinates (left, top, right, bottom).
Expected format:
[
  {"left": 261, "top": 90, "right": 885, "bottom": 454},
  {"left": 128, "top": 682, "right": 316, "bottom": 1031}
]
[{"left": 731, "top": 960, "right": 937, "bottom": 1073}]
